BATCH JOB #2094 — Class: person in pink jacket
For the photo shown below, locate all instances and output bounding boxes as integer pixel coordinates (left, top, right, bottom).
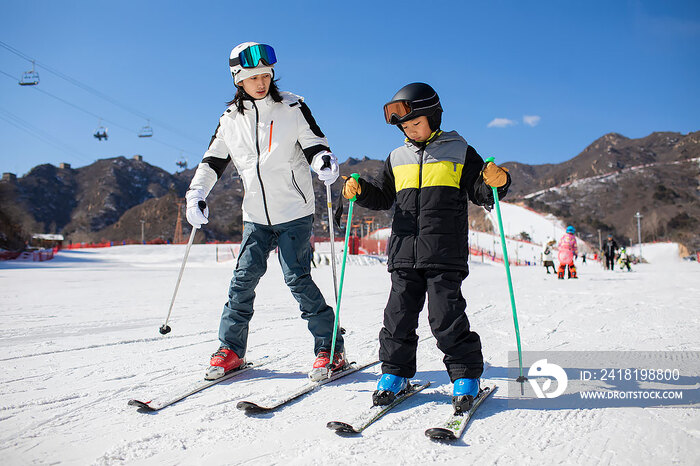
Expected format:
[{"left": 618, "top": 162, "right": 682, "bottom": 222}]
[{"left": 557, "top": 226, "right": 578, "bottom": 279}]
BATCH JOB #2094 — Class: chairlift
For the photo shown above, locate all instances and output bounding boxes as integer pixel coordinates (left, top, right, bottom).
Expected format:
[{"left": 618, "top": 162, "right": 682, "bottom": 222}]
[
  {"left": 94, "top": 126, "right": 108, "bottom": 141},
  {"left": 18, "top": 61, "right": 39, "bottom": 86},
  {"left": 175, "top": 157, "right": 188, "bottom": 171},
  {"left": 138, "top": 120, "right": 153, "bottom": 138}
]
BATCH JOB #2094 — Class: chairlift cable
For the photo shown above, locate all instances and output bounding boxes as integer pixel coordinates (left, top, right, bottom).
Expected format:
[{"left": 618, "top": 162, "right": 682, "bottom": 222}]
[
  {"left": 0, "top": 40, "right": 202, "bottom": 144},
  {"left": 1, "top": 69, "right": 198, "bottom": 157},
  {"left": 0, "top": 106, "right": 94, "bottom": 162}
]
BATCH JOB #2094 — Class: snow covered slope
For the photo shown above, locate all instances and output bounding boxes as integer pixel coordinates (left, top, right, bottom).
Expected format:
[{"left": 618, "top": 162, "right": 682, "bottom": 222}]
[
  {"left": 0, "top": 243, "right": 698, "bottom": 465},
  {"left": 636, "top": 242, "right": 682, "bottom": 264}
]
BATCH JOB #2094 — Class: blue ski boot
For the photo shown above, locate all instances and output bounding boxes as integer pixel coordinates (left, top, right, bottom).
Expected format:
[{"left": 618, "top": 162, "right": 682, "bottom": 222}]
[
  {"left": 372, "top": 373, "right": 409, "bottom": 406},
  {"left": 452, "top": 378, "right": 479, "bottom": 414}
]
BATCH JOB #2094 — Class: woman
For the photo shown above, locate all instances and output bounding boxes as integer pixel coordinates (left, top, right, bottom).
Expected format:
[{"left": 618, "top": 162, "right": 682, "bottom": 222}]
[
  {"left": 542, "top": 239, "right": 556, "bottom": 274},
  {"left": 185, "top": 42, "right": 345, "bottom": 381}
]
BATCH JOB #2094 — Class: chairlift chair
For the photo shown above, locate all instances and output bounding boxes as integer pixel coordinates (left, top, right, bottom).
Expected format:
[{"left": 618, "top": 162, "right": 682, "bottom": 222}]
[
  {"left": 138, "top": 121, "right": 153, "bottom": 138},
  {"left": 18, "top": 61, "right": 39, "bottom": 86},
  {"left": 94, "top": 126, "right": 108, "bottom": 141}
]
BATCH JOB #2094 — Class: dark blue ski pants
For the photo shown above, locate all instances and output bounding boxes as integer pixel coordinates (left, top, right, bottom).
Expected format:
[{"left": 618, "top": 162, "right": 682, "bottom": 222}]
[{"left": 218, "top": 215, "right": 343, "bottom": 357}]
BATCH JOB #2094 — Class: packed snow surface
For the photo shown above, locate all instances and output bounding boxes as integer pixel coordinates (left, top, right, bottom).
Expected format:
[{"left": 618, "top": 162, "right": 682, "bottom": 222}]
[{"left": 1, "top": 243, "right": 698, "bottom": 465}]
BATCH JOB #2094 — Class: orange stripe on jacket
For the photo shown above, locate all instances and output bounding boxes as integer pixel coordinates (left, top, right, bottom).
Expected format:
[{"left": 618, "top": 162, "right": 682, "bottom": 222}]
[{"left": 269, "top": 120, "right": 274, "bottom": 152}]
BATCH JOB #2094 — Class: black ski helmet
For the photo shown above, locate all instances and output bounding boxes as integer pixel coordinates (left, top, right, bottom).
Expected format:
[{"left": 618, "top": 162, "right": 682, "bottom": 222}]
[{"left": 383, "top": 82, "right": 442, "bottom": 131}]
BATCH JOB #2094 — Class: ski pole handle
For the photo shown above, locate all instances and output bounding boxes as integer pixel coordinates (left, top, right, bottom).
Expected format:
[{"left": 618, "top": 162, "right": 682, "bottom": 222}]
[
  {"left": 321, "top": 154, "right": 331, "bottom": 170},
  {"left": 347, "top": 173, "right": 360, "bottom": 202}
]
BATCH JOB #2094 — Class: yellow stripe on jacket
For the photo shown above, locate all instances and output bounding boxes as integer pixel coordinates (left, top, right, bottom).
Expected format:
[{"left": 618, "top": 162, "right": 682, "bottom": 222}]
[{"left": 393, "top": 161, "right": 463, "bottom": 192}]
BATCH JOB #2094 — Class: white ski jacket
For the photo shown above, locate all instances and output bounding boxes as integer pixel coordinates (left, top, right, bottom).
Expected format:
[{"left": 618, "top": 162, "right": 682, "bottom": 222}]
[
  {"left": 542, "top": 244, "right": 554, "bottom": 262},
  {"left": 189, "top": 91, "right": 330, "bottom": 225}
]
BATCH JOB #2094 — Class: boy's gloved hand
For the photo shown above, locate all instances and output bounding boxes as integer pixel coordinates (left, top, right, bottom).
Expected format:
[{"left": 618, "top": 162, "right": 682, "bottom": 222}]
[
  {"left": 185, "top": 189, "right": 209, "bottom": 228},
  {"left": 342, "top": 176, "right": 361, "bottom": 199},
  {"left": 482, "top": 162, "right": 509, "bottom": 187}
]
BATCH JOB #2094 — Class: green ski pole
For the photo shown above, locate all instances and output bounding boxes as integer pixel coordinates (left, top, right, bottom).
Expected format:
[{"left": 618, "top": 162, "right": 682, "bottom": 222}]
[
  {"left": 328, "top": 173, "right": 359, "bottom": 375},
  {"left": 484, "top": 157, "right": 527, "bottom": 390}
]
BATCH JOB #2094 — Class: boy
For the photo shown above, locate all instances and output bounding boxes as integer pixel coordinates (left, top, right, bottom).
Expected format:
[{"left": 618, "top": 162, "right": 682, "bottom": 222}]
[
  {"left": 618, "top": 247, "right": 632, "bottom": 271},
  {"left": 341, "top": 83, "right": 510, "bottom": 412}
]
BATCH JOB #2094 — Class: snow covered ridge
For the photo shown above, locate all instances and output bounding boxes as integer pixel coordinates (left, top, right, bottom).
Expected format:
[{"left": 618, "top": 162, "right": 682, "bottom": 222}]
[
  {"left": 523, "top": 157, "right": 700, "bottom": 199},
  {"left": 0, "top": 245, "right": 698, "bottom": 464}
]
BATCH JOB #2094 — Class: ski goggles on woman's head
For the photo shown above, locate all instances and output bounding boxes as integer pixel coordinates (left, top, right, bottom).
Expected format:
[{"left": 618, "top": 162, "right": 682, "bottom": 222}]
[
  {"left": 383, "top": 100, "right": 413, "bottom": 124},
  {"left": 230, "top": 44, "right": 277, "bottom": 68}
]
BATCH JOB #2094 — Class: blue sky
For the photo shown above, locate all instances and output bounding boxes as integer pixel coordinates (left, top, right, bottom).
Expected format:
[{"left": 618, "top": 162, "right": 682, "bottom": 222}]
[{"left": 1, "top": 1, "right": 698, "bottom": 177}]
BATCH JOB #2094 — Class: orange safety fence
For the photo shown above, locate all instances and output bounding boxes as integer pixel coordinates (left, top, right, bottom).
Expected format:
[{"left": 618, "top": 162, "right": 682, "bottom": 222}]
[{"left": 316, "top": 234, "right": 534, "bottom": 266}]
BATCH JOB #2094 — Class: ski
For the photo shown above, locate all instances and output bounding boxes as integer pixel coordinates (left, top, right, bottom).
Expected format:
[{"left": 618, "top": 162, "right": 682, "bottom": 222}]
[
  {"left": 327, "top": 381, "right": 431, "bottom": 435},
  {"left": 424, "top": 384, "right": 496, "bottom": 441},
  {"left": 236, "top": 359, "right": 380, "bottom": 414},
  {"left": 128, "top": 361, "right": 261, "bottom": 412}
]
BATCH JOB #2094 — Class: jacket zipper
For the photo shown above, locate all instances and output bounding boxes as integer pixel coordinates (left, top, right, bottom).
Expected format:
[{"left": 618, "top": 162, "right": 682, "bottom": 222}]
[
  {"left": 253, "top": 101, "right": 272, "bottom": 225},
  {"left": 414, "top": 148, "right": 425, "bottom": 268},
  {"left": 291, "top": 170, "right": 307, "bottom": 203}
]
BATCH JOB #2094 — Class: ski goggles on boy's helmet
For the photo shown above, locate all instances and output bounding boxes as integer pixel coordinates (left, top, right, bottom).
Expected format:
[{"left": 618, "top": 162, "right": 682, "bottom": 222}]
[
  {"left": 383, "top": 101, "right": 413, "bottom": 124},
  {"left": 383, "top": 91, "right": 441, "bottom": 124},
  {"left": 229, "top": 44, "right": 277, "bottom": 68}
]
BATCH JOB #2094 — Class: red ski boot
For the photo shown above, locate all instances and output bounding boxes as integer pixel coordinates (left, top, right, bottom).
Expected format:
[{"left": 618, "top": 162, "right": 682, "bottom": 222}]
[
  {"left": 308, "top": 350, "right": 347, "bottom": 382},
  {"left": 205, "top": 347, "right": 244, "bottom": 380},
  {"left": 557, "top": 264, "right": 566, "bottom": 279},
  {"left": 569, "top": 265, "right": 578, "bottom": 279}
]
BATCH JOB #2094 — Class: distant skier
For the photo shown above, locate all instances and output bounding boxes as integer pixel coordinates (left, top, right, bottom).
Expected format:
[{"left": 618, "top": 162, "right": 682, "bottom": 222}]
[
  {"left": 604, "top": 234, "right": 618, "bottom": 270},
  {"left": 618, "top": 247, "right": 632, "bottom": 271},
  {"left": 542, "top": 239, "right": 557, "bottom": 274},
  {"left": 340, "top": 83, "right": 511, "bottom": 413},
  {"left": 557, "top": 226, "right": 578, "bottom": 279},
  {"left": 185, "top": 42, "right": 345, "bottom": 381}
]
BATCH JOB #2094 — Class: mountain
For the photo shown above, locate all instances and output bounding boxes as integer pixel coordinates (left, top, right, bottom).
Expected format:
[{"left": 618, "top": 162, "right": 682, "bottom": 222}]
[
  {"left": 1, "top": 131, "right": 698, "bottom": 252},
  {"left": 0, "top": 156, "right": 189, "bottom": 246},
  {"left": 502, "top": 132, "right": 700, "bottom": 196},
  {"left": 501, "top": 131, "right": 700, "bottom": 250},
  {"left": 0, "top": 155, "right": 391, "bottom": 248}
]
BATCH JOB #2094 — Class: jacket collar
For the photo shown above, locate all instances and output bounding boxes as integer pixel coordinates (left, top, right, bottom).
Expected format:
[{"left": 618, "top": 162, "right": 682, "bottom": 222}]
[
  {"left": 404, "top": 130, "right": 465, "bottom": 151},
  {"left": 242, "top": 94, "right": 275, "bottom": 111},
  {"left": 405, "top": 130, "right": 442, "bottom": 150}
]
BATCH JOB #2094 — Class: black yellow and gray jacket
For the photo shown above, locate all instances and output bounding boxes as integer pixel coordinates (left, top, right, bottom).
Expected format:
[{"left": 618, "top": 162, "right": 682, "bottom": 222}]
[
  {"left": 189, "top": 91, "right": 330, "bottom": 226},
  {"left": 355, "top": 130, "right": 510, "bottom": 272}
]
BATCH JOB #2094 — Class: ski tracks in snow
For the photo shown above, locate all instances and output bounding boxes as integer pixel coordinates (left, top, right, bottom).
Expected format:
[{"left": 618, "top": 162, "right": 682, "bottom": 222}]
[{"left": 1, "top": 248, "right": 699, "bottom": 464}]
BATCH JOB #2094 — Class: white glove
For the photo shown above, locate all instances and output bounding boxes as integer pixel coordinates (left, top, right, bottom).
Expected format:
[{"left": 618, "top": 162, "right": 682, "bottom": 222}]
[
  {"left": 185, "top": 189, "right": 209, "bottom": 228},
  {"left": 312, "top": 152, "right": 339, "bottom": 186}
]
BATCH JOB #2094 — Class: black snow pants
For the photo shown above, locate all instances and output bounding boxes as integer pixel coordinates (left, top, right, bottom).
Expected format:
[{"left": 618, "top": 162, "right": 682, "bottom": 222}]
[
  {"left": 379, "top": 268, "right": 483, "bottom": 382},
  {"left": 605, "top": 254, "right": 615, "bottom": 270}
]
